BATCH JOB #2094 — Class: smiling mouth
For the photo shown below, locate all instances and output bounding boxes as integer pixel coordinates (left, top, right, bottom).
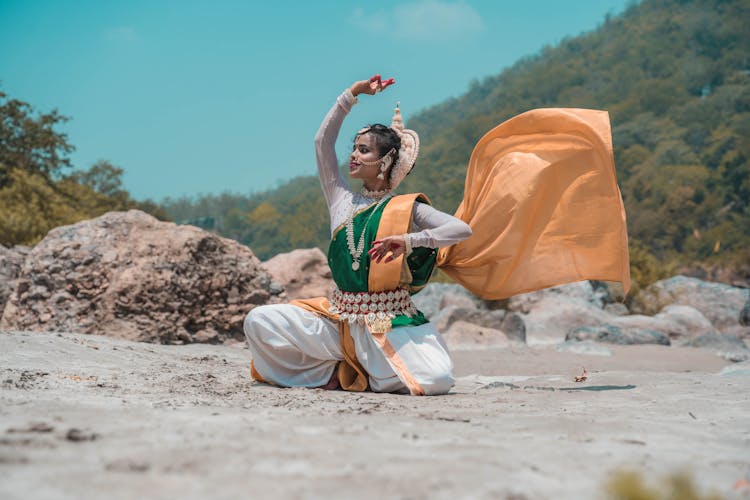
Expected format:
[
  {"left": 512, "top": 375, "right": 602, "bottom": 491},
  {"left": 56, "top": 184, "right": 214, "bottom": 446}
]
[{"left": 349, "top": 162, "right": 360, "bottom": 170}]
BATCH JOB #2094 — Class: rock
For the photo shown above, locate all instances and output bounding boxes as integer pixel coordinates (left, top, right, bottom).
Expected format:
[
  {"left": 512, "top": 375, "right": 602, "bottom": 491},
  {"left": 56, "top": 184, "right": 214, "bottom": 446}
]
[
  {"left": 500, "top": 312, "right": 526, "bottom": 343},
  {"left": 607, "top": 306, "right": 717, "bottom": 343},
  {"left": 262, "top": 248, "right": 333, "bottom": 301},
  {"left": 631, "top": 275, "right": 749, "bottom": 331},
  {"left": 507, "top": 281, "right": 608, "bottom": 313},
  {"left": 741, "top": 296, "right": 750, "bottom": 326},
  {"left": 520, "top": 296, "right": 615, "bottom": 345},
  {"left": 567, "top": 325, "right": 671, "bottom": 345},
  {"left": 0, "top": 210, "right": 283, "bottom": 344},
  {"left": 604, "top": 303, "right": 629, "bottom": 316},
  {"left": 411, "top": 283, "right": 482, "bottom": 320},
  {"left": 686, "top": 333, "right": 749, "bottom": 362},
  {"left": 439, "top": 293, "right": 477, "bottom": 310},
  {"left": 719, "top": 361, "right": 750, "bottom": 376},
  {"left": 442, "top": 321, "right": 509, "bottom": 350},
  {"left": 0, "top": 245, "right": 30, "bottom": 318},
  {"left": 555, "top": 341, "right": 613, "bottom": 356},
  {"left": 432, "top": 307, "right": 526, "bottom": 343},
  {"left": 721, "top": 325, "right": 750, "bottom": 340}
]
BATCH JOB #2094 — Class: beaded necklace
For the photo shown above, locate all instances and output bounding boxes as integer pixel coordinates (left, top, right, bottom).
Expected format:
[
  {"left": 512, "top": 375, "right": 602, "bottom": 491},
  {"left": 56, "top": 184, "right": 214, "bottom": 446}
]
[{"left": 345, "top": 194, "right": 391, "bottom": 271}]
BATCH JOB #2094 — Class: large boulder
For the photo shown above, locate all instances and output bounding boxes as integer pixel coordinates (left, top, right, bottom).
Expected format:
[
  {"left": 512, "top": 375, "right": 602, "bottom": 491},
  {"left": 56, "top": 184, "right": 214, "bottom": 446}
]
[
  {"left": 411, "top": 283, "right": 483, "bottom": 320},
  {"left": 567, "top": 325, "right": 671, "bottom": 346},
  {"left": 631, "top": 276, "right": 749, "bottom": 332},
  {"left": 441, "top": 321, "right": 510, "bottom": 351},
  {"left": 0, "top": 245, "right": 30, "bottom": 318},
  {"left": 507, "top": 280, "right": 612, "bottom": 313},
  {"left": 0, "top": 210, "right": 283, "bottom": 344},
  {"left": 686, "top": 333, "right": 750, "bottom": 363},
  {"left": 262, "top": 248, "right": 334, "bottom": 300},
  {"left": 741, "top": 296, "right": 750, "bottom": 327},
  {"left": 520, "top": 295, "right": 615, "bottom": 345},
  {"left": 607, "top": 305, "right": 717, "bottom": 343},
  {"left": 432, "top": 306, "right": 526, "bottom": 343}
]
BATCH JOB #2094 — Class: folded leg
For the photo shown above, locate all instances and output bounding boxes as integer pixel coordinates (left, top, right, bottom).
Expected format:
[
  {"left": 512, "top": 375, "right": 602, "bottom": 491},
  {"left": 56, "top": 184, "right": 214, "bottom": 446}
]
[{"left": 244, "top": 304, "right": 342, "bottom": 387}]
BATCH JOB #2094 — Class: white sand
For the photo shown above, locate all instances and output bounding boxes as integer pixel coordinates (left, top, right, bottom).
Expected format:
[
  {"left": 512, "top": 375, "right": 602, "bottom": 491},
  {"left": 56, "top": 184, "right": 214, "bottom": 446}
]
[{"left": 1, "top": 330, "right": 748, "bottom": 499}]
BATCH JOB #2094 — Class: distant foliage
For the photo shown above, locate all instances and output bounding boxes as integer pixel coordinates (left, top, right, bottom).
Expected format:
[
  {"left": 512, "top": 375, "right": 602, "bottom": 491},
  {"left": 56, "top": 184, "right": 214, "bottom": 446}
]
[
  {"left": 0, "top": 91, "right": 167, "bottom": 247},
  {"left": 603, "top": 469, "right": 722, "bottom": 500},
  {"left": 163, "top": 0, "right": 750, "bottom": 289}
]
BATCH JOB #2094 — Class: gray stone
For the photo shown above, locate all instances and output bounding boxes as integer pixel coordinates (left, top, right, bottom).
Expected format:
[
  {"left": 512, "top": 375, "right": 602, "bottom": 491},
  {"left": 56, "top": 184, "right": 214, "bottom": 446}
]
[
  {"left": 604, "top": 303, "right": 629, "bottom": 316},
  {"left": 567, "top": 325, "right": 671, "bottom": 346},
  {"left": 608, "top": 306, "right": 717, "bottom": 343},
  {"left": 0, "top": 245, "right": 30, "bottom": 318},
  {"left": 686, "top": 333, "right": 750, "bottom": 363},
  {"left": 442, "top": 321, "right": 509, "bottom": 351},
  {"left": 631, "top": 275, "right": 749, "bottom": 331},
  {"left": 741, "top": 296, "right": 750, "bottom": 326},
  {"left": 500, "top": 312, "right": 526, "bottom": 343},
  {"left": 411, "top": 283, "right": 482, "bottom": 320},
  {"left": 520, "top": 296, "right": 615, "bottom": 345},
  {"left": 719, "top": 361, "right": 750, "bottom": 376},
  {"left": 433, "top": 306, "right": 502, "bottom": 331},
  {"left": 508, "top": 281, "right": 608, "bottom": 313},
  {"left": 0, "top": 210, "right": 283, "bottom": 344}
]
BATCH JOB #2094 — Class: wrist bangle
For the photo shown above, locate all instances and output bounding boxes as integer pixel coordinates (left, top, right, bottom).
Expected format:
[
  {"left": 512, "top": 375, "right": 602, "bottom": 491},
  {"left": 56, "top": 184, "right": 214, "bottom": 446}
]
[
  {"left": 344, "top": 88, "right": 358, "bottom": 105},
  {"left": 403, "top": 234, "right": 413, "bottom": 256}
]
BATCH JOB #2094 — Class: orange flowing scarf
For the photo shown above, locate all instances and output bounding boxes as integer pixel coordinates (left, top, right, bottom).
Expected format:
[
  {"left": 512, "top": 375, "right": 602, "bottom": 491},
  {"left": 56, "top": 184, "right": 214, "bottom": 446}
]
[{"left": 437, "top": 108, "right": 630, "bottom": 299}]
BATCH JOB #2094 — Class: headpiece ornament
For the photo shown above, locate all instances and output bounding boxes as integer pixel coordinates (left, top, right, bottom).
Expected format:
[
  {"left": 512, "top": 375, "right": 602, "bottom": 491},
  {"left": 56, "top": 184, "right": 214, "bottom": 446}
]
[{"left": 388, "top": 102, "right": 420, "bottom": 191}]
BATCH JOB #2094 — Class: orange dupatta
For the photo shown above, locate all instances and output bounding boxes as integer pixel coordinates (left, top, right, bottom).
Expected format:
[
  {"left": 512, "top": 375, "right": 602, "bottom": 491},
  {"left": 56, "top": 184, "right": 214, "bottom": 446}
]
[{"left": 437, "top": 108, "right": 630, "bottom": 299}]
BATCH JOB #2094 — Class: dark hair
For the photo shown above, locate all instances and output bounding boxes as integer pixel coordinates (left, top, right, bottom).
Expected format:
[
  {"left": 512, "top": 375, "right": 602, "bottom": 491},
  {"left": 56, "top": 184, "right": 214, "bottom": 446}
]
[{"left": 357, "top": 124, "right": 401, "bottom": 165}]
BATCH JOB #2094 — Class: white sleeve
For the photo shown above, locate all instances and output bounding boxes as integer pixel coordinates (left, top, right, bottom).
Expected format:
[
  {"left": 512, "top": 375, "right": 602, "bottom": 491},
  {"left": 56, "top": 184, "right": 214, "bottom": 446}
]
[
  {"left": 408, "top": 202, "right": 472, "bottom": 249},
  {"left": 314, "top": 89, "right": 357, "bottom": 210}
]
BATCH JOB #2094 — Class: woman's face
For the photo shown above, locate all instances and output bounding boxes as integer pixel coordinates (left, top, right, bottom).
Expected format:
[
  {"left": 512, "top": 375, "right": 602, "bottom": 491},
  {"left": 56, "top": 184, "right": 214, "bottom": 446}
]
[{"left": 349, "top": 132, "right": 385, "bottom": 182}]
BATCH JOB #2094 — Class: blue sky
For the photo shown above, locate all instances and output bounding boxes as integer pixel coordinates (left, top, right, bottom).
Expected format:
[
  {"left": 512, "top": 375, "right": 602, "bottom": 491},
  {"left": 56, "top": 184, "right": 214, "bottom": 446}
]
[{"left": 0, "top": 0, "right": 630, "bottom": 201}]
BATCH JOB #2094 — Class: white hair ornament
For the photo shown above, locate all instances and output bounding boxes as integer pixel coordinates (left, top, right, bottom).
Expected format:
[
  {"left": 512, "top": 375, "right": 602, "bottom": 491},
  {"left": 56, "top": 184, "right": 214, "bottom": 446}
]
[{"left": 388, "top": 102, "right": 420, "bottom": 191}]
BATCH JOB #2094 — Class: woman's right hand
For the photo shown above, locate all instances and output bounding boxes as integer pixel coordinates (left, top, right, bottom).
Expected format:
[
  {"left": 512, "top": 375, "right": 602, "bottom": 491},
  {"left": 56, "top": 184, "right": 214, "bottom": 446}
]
[{"left": 350, "top": 74, "right": 395, "bottom": 97}]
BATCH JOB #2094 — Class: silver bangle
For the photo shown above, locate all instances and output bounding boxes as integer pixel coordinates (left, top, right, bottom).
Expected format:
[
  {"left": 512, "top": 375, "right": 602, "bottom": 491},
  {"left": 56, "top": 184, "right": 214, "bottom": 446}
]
[{"left": 403, "top": 233, "right": 413, "bottom": 256}]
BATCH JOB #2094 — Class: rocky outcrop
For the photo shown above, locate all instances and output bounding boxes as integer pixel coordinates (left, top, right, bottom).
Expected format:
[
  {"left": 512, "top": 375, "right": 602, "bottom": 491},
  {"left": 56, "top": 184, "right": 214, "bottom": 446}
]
[
  {"left": 507, "top": 281, "right": 614, "bottom": 313},
  {"left": 432, "top": 306, "right": 526, "bottom": 343},
  {"left": 608, "top": 305, "right": 717, "bottom": 343},
  {"left": 411, "top": 283, "right": 484, "bottom": 320},
  {"left": 630, "top": 276, "right": 749, "bottom": 332},
  {"left": 686, "top": 333, "right": 749, "bottom": 362},
  {"left": 441, "top": 321, "right": 509, "bottom": 350},
  {"left": 262, "top": 248, "right": 334, "bottom": 301},
  {"left": 0, "top": 210, "right": 283, "bottom": 344},
  {"left": 741, "top": 296, "right": 750, "bottom": 327},
  {"left": 0, "top": 245, "right": 30, "bottom": 318},
  {"left": 567, "top": 325, "right": 671, "bottom": 346},
  {"left": 520, "top": 296, "right": 614, "bottom": 345}
]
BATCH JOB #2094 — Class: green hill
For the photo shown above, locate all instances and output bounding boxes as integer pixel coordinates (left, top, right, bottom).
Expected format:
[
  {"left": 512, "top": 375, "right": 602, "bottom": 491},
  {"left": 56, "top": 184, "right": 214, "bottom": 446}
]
[{"left": 164, "top": 0, "right": 750, "bottom": 287}]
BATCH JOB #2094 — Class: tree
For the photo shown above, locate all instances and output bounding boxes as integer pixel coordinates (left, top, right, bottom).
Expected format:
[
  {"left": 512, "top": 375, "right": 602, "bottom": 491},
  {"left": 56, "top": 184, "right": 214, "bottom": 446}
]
[{"left": 0, "top": 90, "right": 74, "bottom": 186}]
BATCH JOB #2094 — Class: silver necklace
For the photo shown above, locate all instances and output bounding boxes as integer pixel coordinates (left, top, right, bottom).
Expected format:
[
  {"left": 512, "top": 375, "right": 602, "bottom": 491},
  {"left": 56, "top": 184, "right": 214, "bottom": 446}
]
[
  {"left": 345, "top": 195, "right": 391, "bottom": 271},
  {"left": 360, "top": 186, "right": 390, "bottom": 199}
]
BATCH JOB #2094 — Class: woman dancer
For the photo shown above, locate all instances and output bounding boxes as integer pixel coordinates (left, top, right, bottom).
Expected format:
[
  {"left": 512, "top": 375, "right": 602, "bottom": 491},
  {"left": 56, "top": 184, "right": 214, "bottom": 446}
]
[{"left": 244, "top": 75, "right": 472, "bottom": 396}]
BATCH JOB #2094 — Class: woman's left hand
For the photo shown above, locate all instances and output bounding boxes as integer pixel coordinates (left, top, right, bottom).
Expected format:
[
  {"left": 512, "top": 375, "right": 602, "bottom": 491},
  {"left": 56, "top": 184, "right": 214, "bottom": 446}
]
[
  {"left": 350, "top": 74, "right": 396, "bottom": 97},
  {"left": 368, "top": 235, "right": 406, "bottom": 264}
]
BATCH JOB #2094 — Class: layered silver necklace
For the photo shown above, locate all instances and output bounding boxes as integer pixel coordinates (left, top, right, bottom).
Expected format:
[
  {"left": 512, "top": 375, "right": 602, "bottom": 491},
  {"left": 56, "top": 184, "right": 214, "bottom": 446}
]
[{"left": 345, "top": 194, "right": 391, "bottom": 271}]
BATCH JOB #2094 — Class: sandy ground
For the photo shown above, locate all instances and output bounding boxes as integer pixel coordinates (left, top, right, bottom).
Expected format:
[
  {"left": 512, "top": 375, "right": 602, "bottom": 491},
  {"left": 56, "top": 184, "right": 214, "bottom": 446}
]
[{"left": 1, "top": 330, "right": 748, "bottom": 500}]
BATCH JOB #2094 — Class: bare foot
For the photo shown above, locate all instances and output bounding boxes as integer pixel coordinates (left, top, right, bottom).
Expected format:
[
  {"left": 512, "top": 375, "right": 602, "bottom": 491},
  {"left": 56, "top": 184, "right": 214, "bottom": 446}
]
[{"left": 319, "top": 370, "right": 340, "bottom": 391}]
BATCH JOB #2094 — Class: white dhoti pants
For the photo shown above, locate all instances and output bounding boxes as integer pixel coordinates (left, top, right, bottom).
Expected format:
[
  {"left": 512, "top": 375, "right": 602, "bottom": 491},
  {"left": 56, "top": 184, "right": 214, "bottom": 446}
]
[{"left": 244, "top": 304, "right": 455, "bottom": 396}]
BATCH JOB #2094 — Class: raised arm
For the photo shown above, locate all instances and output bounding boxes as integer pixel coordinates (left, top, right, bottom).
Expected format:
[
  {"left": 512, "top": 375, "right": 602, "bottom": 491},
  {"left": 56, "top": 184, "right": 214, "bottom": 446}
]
[
  {"left": 314, "top": 76, "right": 397, "bottom": 209},
  {"left": 314, "top": 90, "right": 357, "bottom": 209}
]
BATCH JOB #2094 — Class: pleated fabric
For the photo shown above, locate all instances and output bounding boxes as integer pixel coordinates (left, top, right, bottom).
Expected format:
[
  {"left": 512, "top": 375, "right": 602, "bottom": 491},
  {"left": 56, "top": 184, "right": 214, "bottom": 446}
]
[{"left": 437, "top": 108, "right": 630, "bottom": 299}]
